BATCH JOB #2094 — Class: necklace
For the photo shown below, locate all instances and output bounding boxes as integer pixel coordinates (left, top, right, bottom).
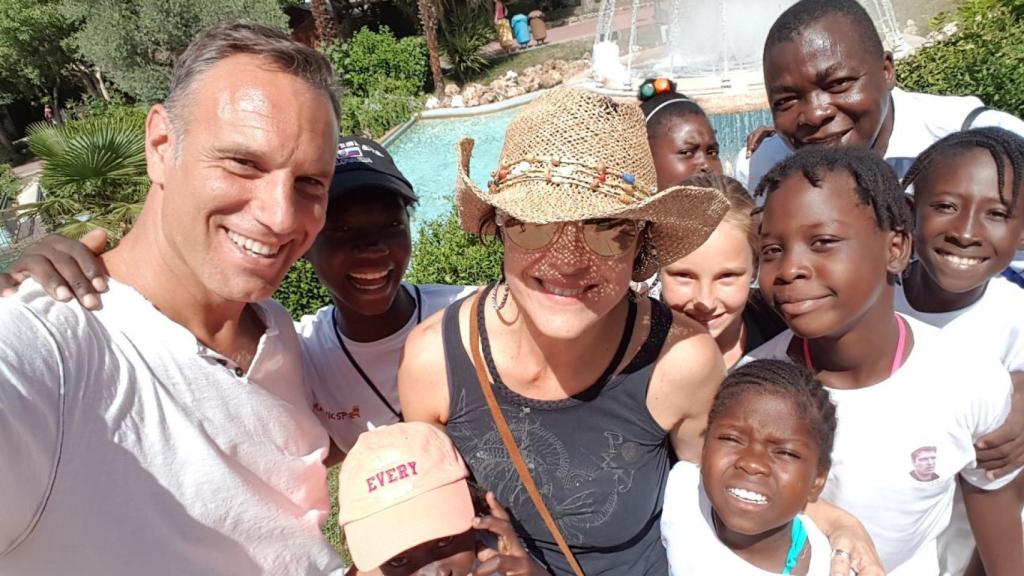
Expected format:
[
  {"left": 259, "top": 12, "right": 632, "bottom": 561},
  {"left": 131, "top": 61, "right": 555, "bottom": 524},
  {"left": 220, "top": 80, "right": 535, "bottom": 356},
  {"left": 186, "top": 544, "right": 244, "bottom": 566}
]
[
  {"left": 803, "top": 313, "right": 907, "bottom": 376},
  {"left": 331, "top": 285, "right": 422, "bottom": 420}
]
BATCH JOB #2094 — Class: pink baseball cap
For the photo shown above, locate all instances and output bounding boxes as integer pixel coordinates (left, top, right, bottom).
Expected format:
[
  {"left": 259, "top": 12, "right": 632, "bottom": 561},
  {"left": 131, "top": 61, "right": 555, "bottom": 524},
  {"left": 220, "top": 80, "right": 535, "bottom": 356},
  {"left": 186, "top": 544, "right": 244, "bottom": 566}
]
[{"left": 338, "top": 422, "right": 476, "bottom": 571}]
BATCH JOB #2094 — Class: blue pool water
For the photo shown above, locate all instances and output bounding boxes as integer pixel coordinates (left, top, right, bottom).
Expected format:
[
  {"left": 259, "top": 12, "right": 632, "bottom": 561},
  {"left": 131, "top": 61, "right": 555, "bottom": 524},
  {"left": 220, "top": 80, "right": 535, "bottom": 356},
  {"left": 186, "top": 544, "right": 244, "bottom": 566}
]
[{"left": 386, "top": 105, "right": 772, "bottom": 229}]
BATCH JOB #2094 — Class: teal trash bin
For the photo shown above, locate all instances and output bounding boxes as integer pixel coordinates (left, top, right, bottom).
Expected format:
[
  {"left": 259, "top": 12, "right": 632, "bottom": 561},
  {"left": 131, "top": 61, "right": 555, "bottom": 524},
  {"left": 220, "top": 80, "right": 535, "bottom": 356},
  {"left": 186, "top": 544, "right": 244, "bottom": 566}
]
[{"left": 511, "top": 14, "right": 530, "bottom": 46}]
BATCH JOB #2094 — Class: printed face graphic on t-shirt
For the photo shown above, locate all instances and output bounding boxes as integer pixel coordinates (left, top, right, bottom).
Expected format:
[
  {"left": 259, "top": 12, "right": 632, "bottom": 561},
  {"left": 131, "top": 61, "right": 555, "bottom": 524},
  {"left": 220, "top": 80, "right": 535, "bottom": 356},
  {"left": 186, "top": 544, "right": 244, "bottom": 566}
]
[{"left": 909, "top": 446, "right": 938, "bottom": 482}]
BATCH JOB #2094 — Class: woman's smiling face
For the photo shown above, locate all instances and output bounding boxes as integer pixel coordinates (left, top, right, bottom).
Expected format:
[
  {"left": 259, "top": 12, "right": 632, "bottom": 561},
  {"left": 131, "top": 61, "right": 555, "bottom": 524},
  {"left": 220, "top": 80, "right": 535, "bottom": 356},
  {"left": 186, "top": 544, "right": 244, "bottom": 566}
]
[{"left": 502, "top": 218, "right": 641, "bottom": 340}]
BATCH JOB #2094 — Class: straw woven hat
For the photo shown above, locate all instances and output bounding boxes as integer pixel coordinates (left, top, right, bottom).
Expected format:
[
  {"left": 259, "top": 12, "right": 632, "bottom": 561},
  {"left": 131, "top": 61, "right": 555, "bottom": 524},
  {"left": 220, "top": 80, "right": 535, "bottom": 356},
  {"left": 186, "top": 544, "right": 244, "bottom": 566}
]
[{"left": 455, "top": 88, "right": 730, "bottom": 280}]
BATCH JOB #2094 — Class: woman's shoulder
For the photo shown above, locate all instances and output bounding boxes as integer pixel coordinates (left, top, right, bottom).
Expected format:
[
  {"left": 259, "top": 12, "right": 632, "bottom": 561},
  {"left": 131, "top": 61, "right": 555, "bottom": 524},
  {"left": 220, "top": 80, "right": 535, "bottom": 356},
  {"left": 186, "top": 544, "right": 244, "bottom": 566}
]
[
  {"left": 406, "top": 294, "right": 469, "bottom": 357},
  {"left": 657, "top": 311, "right": 725, "bottom": 379}
]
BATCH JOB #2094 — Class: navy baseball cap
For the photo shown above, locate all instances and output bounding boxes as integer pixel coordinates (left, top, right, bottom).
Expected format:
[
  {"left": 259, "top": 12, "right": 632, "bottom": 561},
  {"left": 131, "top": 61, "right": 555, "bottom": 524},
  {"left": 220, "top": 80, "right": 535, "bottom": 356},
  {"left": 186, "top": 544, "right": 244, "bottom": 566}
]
[{"left": 332, "top": 136, "right": 417, "bottom": 202}]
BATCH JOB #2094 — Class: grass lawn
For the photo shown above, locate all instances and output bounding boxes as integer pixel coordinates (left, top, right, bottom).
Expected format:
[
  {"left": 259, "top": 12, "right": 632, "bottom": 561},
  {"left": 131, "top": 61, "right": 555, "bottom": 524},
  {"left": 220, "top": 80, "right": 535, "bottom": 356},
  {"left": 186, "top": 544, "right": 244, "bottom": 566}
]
[
  {"left": 473, "top": 40, "right": 591, "bottom": 85},
  {"left": 323, "top": 465, "right": 352, "bottom": 566}
]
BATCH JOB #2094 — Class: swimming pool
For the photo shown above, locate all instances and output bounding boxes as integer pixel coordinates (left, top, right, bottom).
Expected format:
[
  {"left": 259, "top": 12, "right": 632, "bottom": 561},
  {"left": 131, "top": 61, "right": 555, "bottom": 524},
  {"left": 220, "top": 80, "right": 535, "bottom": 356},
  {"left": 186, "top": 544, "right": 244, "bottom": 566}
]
[{"left": 386, "top": 106, "right": 772, "bottom": 228}]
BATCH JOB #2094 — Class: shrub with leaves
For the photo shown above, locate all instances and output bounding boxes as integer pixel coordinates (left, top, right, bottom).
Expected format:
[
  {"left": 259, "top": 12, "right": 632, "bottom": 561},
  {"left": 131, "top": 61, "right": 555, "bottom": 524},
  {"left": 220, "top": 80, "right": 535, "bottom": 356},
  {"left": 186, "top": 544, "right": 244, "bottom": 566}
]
[
  {"left": 273, "top": 258, "right": 332, "bottom": 319},
  {"left": 339, "top": 92, "right": 420, "bottom": 138},
  {"left": 406, "top": 207, "right": 503, "bottom": 286},
  {"left": 898, "top": 0, "right": 1024, "bottom": 118},
  {"left": 438, "top": 4, "right": 494, "bottom": 83},
  {"left": 325, "top": 27, "right": 427, "bottom": 98},
  {"left": 0, "top": 163, "right": 20, "bottom": 212},
  {"left": 20, "top": 109, "right": 148, "bottom": 239}
]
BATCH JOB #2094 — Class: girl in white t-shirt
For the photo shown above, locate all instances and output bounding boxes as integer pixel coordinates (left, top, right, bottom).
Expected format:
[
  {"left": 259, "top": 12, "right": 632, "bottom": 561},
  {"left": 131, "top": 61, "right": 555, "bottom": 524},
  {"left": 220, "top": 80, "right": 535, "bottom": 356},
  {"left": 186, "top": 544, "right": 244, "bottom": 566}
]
[
  {"left": 662, "top": 359, "right": 837, "bottom": 575},
  {"left": 744, "top": 146, "right": 1022, "bottom": 575},
  {"left": 897, "top": 128, "right": 1024, "bottom": 575}
]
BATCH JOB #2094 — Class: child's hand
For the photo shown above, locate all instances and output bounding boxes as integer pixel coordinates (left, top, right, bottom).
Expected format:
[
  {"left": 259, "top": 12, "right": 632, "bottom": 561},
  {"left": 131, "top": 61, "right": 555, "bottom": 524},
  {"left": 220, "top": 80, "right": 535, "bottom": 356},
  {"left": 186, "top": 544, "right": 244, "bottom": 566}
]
[
  {"left": 473, "top": 492, "right": 550, "bottom": 576},
  {"left": 0, "top": 229, "right": 109, "bottom": 309},
  {"left": 976, "top": 377, "right": 1024, "bottom": 480}
]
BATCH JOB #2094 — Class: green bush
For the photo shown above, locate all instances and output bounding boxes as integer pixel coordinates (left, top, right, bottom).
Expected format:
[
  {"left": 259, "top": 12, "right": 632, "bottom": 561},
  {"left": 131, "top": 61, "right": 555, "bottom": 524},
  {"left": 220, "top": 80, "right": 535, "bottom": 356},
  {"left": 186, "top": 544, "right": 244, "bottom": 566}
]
[
  {"left": 273, "top": 258, "right": 331, "bottom": 319},
  {"left": 66, "top": 95, "right": 150, "bottom": 125},
  {"left": 406, "top": 207, "right": 503, "bottom": 286},
  {"left": 326, "top": 27, "right": 427, "bottom": 98},
  {"left": 438, "top": 4, "right": 494, "bottom": 83},
  {"left": 0, "top": 163, "right": 20, "bottom": 212},
  {"left": 340, "top": 92, "right": 421, "bottom": 138},
  {"left": 898, "top": 1, "right": 1024, "bottom": 118}
]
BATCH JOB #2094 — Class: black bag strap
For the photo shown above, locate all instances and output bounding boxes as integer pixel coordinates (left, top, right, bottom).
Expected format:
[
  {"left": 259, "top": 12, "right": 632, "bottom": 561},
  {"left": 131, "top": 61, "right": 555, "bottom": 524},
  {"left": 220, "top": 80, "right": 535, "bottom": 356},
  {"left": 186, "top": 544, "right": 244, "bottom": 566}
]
[{"left": 962, "top": 106, "right": 994, "bottom": 131}]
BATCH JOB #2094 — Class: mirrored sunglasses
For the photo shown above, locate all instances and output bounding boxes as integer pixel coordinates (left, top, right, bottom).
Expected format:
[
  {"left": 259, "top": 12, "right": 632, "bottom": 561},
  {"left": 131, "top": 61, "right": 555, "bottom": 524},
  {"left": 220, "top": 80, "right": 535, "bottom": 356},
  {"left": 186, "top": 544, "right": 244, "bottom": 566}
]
[{"left": 497, "top": 215, "right": 642, "bottom": 257}]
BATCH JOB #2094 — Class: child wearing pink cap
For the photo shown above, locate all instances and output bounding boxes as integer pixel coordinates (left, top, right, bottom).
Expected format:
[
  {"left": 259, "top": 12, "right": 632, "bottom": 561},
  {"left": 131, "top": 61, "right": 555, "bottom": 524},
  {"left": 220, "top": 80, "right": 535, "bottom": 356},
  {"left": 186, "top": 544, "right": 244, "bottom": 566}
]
[{"left": 338, "top": 422, "right": 548, "bottom": 576}]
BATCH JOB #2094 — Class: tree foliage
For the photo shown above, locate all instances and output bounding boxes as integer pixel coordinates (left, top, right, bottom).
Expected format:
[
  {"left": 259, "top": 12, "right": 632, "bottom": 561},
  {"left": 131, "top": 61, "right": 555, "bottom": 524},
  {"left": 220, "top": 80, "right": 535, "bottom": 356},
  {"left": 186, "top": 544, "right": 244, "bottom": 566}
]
[
  {"left": 0, "top": 163, "right": 20, "bottom": 212},
  {"left": 0, "top": 0, "right": 82, "bottom": 105},
  {"left": 62, "top": 0, "right": 289, "bottom": 103},
  {"left": 898, "top": 0, "right": 1024, "bottom": 118}
]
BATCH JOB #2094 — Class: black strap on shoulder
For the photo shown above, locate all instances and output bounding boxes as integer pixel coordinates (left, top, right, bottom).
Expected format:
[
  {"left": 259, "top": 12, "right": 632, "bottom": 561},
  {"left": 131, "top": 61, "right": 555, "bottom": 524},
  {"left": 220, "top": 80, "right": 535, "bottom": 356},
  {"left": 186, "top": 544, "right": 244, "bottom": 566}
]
[{"left": 962, "top": 106, "right": 994, "bottom": 131}]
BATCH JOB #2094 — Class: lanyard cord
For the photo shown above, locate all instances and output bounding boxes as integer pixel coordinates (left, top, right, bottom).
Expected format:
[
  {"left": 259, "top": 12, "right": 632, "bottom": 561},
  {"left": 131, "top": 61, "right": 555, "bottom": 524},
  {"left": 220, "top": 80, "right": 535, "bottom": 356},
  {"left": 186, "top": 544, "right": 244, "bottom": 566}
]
[
  {"left": 782, "top": 516, "right": 807, "bottom": 574},
  {"left": 803, "top": 314, "right": 907, "bottom": 376},
  {"left": 331, "top": 285, "right": 421, "bottom": 420}
]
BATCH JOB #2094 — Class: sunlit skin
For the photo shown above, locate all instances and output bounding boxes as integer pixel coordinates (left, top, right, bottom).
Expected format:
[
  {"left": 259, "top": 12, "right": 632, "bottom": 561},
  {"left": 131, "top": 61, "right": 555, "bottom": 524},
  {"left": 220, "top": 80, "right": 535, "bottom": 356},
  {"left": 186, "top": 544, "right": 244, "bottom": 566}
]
[
  {"left": 306, "top": 193, "right": 416, "bottom": 342},
  {"left": 905, "top": 150, "right": 1024, "bottom": 312},
  {"left": 764, "top": 14, "right": 895, "bottom": 154},
  {"left": 702, "top": 390, "right": 827, "bottom": 575},
  {"left": 649, "top": 114, "right": 723, "bottom": 189},
  {"left": 757, "top": 171, "right": 912, "bottom": 390},
  {"left": 379, "top": 531, "right": 477, "bottom": 576},
  {"left": 101, "top": 54, "right": 338, "bottom": 365},
  {"left": 660, "top": 220, "right": 754, "bottom": 368}
]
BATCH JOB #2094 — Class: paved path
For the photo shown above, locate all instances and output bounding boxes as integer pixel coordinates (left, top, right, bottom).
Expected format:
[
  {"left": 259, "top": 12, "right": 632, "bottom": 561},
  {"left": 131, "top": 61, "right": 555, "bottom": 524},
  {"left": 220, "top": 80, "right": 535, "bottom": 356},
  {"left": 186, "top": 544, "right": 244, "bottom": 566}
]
[
  {"left": 482, "top": 4, "right": 655, "bottom": 58},
  {"left": 12, "top": 160, "right": 42, "bottom": 179}
]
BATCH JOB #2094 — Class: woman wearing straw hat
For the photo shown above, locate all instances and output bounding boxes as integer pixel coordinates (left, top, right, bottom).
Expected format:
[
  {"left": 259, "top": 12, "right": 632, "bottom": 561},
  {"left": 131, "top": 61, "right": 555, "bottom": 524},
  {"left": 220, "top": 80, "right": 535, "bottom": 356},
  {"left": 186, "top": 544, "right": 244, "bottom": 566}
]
[{"left": 399, "top": 89, "right": 882, "bottom": 576}]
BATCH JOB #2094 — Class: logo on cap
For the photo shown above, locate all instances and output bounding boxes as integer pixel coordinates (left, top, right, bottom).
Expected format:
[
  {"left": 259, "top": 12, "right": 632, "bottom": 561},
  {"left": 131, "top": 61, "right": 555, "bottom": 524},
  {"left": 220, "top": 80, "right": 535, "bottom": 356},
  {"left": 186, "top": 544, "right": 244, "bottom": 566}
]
[
  {"left": 337, "top": 142, "right": 367, "bottom": 166},
  {"left": 337, "top": 139, "right": 388, "bottom": 167},
  {"left": 366, "top": 461, "right": 419, "bottom": 493}
]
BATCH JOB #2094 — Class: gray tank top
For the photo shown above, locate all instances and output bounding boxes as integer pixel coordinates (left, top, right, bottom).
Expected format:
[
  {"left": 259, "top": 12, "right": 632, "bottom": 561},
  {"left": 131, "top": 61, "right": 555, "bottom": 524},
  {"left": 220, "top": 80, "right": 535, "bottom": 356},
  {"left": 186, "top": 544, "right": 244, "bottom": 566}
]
[{"left": 442, "top": 288, "right": 673, "bottom": 575}]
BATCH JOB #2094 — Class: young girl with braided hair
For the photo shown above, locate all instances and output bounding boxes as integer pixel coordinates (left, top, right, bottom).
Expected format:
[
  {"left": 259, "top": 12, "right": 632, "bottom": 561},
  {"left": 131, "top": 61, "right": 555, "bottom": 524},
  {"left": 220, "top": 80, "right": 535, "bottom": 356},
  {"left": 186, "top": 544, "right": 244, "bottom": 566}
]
[
  {"left": 744, "top": 145, "right": 1023, "bottom": 575},
  {"left": 638, "top": 78, "right": 723, "bottom": 189},
  {"left": 662, "top": 359, "right": 839, "bottom": 575},
  {"left": 896, "top": 127, "right": 1024, "bottom": 576}
]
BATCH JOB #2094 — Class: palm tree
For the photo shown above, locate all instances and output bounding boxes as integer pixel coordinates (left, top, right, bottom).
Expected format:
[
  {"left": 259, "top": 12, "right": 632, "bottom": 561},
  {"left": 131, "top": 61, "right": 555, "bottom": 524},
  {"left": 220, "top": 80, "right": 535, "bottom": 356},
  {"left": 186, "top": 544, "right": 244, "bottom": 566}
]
[
  {"left": 18, "top": 115, "right": 148, "bottom": 240},
  {"left": 419, "top": 0, "right": 445, "bottom": 99}
]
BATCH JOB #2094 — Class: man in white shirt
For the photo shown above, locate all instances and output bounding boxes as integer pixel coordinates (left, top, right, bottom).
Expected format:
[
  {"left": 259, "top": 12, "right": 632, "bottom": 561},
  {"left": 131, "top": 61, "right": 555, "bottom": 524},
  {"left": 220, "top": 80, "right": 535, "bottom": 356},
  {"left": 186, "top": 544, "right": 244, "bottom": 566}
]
[
  {"left": 0, "top": 23, "right": 344, "bottom": 575},
  {"left": 736, "top": 0, "right": 1024, "bottom": 273}
]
